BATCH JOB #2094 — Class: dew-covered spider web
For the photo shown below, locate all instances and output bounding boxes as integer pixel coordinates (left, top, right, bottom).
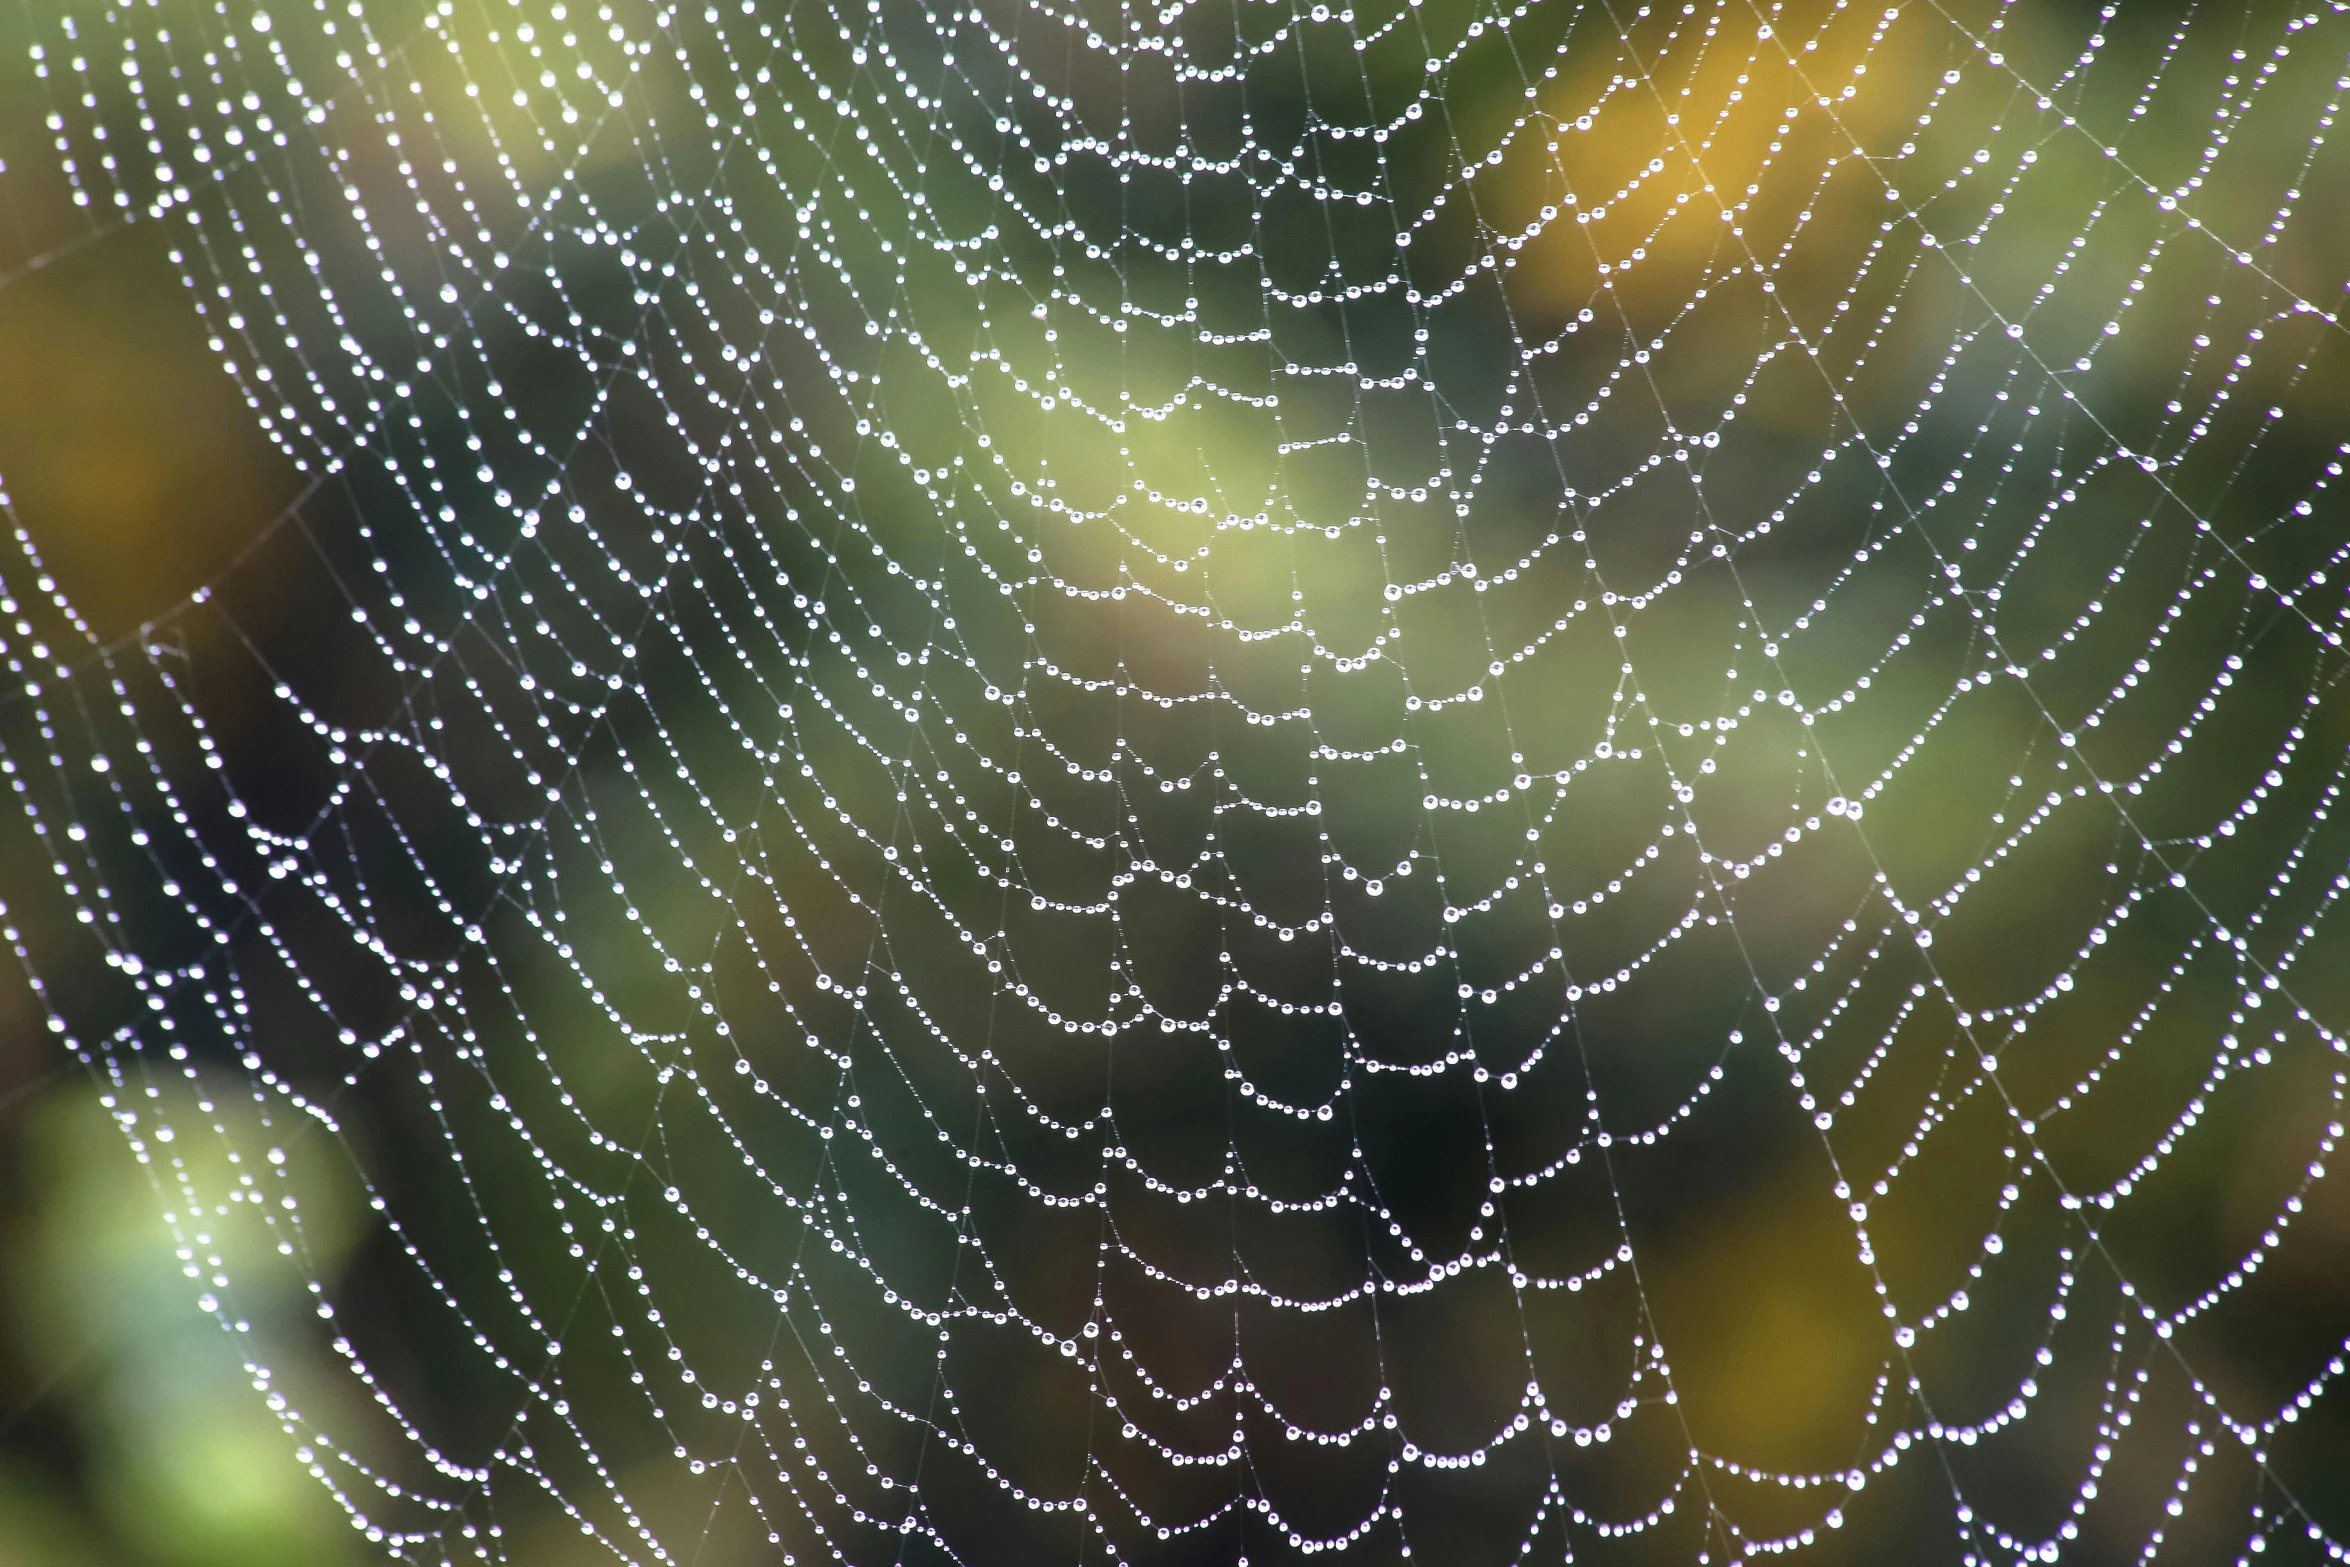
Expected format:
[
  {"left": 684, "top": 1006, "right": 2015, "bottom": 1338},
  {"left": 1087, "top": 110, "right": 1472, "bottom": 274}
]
[{"left": 4, "top": 0, "right": 2350, "bottom": 1559}]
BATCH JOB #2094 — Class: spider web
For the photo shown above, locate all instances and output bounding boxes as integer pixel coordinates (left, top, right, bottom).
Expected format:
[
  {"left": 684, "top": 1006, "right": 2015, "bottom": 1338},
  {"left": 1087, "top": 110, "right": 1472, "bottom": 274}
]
[{"left": 4, "top": 0, "right": 2350, "bottom": 1560}]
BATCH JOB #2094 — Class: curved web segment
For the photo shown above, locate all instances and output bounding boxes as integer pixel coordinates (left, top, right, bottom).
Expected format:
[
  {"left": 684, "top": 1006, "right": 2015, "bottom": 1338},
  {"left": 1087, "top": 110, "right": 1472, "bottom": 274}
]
[{"left": 4, "top": 0, "right": 2350, "bottom": 1559}]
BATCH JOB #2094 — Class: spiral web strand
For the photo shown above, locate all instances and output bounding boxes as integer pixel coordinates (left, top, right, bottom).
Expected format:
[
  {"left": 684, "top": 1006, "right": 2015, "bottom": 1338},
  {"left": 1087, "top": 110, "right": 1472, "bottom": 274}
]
[{"left": 4, "top": 0, "right": 2350, "bottom": 1559}]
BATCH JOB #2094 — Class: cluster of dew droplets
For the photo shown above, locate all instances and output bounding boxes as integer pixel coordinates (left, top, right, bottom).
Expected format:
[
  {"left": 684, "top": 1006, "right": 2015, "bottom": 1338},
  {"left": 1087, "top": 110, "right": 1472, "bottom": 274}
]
[{"left": 6, "top": 0, "right": 2350, "bottom": 1559}]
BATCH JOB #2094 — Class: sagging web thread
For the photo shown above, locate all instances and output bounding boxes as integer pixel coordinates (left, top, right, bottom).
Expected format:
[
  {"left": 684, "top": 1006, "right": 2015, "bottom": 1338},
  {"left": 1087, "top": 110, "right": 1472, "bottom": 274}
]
[{"left": 5, "top": 0, "right": 2350, "bottom": 1559}]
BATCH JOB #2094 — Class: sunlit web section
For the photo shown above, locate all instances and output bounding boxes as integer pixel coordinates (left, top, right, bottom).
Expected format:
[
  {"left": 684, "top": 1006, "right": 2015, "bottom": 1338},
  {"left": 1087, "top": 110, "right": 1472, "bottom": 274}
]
[{"left": 4, "top": 0, "right": 2350, "bottom": 1560}]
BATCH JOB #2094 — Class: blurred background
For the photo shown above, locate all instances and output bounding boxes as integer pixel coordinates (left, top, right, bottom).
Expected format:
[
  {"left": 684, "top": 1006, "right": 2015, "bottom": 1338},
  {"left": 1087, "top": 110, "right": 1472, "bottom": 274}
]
[{"left": 0, "top": 0, "right": 2345, "bottom": 1560}]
